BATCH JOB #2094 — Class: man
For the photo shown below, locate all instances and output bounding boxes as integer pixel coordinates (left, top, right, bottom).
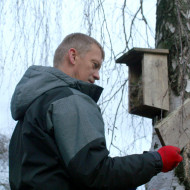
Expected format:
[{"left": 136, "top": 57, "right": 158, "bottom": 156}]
[{"left": 9, "top": 33, "right": 182, "bottom": 190}]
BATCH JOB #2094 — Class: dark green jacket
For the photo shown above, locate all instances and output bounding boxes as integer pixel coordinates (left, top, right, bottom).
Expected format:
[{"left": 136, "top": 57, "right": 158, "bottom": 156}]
[{"left": 9, "top": 66, "right": 162, "bottom": 190}]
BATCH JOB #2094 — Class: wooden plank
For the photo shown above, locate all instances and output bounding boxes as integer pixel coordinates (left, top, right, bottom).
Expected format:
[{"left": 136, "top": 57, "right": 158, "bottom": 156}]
[
  {"left": 132, "top": 48, "right": 169, "bottom": 55},
  {"left": 142, "top": 53, "right": 169, "bottom": 111},
  {"left": 155, "top": 98, "right": 190, "bottom": 150},
  {"left": 116, "top": 48, "right": 169, "bottom": 65}
]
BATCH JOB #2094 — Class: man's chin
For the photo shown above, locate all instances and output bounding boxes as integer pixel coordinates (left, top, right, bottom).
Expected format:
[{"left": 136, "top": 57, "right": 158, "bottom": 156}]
[{"left": 88, "top": 80, "right": 94, "bottom": 84}]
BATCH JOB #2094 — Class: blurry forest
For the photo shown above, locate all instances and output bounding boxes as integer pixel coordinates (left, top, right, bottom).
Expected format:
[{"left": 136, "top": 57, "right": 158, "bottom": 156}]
[{"left": 0, "top": 0, "right": 156, "bottom": 189}]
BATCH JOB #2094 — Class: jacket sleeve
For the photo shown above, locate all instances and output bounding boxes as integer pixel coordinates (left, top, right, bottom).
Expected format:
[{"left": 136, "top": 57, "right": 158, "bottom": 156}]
[{"left": 48, "top": 93, "right": 162, "bottom": 189}]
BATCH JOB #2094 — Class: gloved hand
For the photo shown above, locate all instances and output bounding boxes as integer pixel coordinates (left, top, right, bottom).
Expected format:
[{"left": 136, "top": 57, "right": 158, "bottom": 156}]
[{"left": 158, "top": 145, "right": 183, "bottom": 172}]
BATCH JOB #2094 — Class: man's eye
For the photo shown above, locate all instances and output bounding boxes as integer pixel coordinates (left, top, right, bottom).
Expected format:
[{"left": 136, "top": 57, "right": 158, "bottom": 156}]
[{"left": 93, "top": 62, "right": 98, "bottom": 69}]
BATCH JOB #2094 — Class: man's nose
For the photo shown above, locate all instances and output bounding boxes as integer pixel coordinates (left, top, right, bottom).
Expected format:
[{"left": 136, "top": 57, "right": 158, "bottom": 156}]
[{"left": 93, "top": 70, "right": 100, "bottom": 80}]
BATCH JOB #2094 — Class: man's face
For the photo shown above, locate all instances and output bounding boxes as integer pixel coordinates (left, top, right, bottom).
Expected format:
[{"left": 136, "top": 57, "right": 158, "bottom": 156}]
[{"left": 73, "top": 44, "right": 103, "bottom": 84}]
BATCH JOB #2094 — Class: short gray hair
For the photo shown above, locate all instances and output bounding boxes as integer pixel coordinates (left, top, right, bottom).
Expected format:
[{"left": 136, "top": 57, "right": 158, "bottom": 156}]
[{"left": 53, "top": 33, "right": 105, "bottom": 67}]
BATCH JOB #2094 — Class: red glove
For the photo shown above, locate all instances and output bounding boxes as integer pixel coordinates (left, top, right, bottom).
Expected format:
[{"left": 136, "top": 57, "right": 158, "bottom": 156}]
[{"left": 158, "top": 145, "right": 183, "bottom": 172}]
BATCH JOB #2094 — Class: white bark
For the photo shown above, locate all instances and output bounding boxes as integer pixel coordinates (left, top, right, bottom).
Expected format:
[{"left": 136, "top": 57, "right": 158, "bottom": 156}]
[
  {"left": 146, "top": 130, "right": 185, "bottom": 190},
  {"left": 147, "top": 0, "right": 190, "bottom": 188}
]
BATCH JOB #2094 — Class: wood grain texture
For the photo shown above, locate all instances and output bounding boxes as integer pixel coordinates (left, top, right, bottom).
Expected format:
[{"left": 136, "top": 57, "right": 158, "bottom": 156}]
[
  {"left": 143, "top": 53, "right": 169, "bottom": 111},
  {"left": 155, "top": 98, "right": 190, "bottom": 150}
]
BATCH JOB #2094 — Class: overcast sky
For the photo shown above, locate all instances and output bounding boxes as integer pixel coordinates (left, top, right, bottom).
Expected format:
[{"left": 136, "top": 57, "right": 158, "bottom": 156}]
[{"left": 0, "top": 0, "right": 156, "bottom": 152}]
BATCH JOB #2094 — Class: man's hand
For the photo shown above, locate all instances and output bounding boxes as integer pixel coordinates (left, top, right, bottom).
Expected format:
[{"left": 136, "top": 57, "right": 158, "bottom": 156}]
[{"left": 158, "top": 145, "right": 183, "bottom": 172}]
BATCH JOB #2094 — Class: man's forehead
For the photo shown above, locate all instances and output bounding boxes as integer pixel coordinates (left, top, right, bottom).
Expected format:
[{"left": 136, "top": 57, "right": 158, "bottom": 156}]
[{"left": 89, "top": 44, "right": 104, "bottom": 58}]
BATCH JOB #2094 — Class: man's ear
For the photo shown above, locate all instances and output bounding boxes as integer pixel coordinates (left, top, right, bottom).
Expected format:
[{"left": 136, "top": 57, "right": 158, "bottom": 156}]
[{"left": 68, "top": 48, "right": 77, "bottom": 65}]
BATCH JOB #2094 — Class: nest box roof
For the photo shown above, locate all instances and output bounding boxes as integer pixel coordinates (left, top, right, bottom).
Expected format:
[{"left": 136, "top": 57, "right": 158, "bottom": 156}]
[{"left": 116, "top": 48, "right": 169, "bottom": 67}]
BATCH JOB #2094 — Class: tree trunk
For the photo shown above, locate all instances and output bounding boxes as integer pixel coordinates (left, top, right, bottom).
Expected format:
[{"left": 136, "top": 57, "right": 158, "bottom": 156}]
[{"left": 147, "top": 0, "right": 190, "bottom": 189}]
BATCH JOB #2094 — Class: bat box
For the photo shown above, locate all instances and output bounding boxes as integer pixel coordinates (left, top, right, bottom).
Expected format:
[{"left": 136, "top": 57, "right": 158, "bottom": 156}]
[{"left": 116, "top": 48, "right": 169, "bottom": 118}]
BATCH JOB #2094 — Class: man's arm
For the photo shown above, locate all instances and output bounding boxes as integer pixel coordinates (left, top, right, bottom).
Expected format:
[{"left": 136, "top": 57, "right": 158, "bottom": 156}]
[{"left": 47, "top": 93, "right": 181, "bottom": 189}]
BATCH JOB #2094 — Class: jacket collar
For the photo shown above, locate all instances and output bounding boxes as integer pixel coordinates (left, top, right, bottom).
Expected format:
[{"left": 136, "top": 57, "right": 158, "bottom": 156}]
[
  {"left": 42, "top": 66, "right": 103, "bottom": 103},
  {"left": 69, "top": 81, "right": 103, "bottom": 103}
]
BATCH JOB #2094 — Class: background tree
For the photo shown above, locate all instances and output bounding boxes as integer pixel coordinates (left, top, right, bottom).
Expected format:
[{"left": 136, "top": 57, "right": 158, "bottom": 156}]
[{"left": 0, "top": 134, "right": 9, "bottom": 190}]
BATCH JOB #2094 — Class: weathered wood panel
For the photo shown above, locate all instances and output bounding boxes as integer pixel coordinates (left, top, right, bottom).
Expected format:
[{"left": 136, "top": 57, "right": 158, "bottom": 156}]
[
  {"left": 116, "top": 48, "right": 169, "bottom": 118},
  {"left": 116, "top": 48, "right": 169, "bottom": 65},
  {"left": 143, "top": 53, "right": 169, "bottom": 111},
  {"left": 155, "top": 98, "right": 190, "bottom": 150}
]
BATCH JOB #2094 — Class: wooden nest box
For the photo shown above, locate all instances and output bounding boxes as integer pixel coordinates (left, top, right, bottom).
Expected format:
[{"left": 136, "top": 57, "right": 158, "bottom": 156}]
[{"left": 116, "top": 48, "right": 169, "bottom": 118}]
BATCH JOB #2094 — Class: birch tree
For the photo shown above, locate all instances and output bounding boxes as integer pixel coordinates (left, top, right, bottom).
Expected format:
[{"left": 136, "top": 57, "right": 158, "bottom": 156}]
[{"left": 147, "top": 0, "right": 190, "bottom": 189}]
